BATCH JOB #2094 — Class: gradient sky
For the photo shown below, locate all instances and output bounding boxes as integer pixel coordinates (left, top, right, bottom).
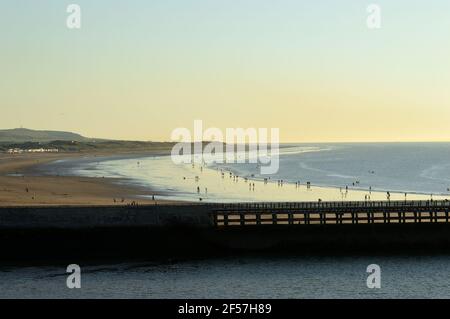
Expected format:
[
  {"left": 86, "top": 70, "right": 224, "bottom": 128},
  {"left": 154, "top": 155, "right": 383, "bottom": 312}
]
[{"left": 1, "top": 0, "right": 450, "bottom": 142}]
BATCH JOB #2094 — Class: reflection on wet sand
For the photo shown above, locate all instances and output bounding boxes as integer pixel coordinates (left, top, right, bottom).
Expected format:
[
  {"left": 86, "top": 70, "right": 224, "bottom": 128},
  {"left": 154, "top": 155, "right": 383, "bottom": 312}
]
[{"left": 73, "top": 155, "right": 450, "bottom": 203}]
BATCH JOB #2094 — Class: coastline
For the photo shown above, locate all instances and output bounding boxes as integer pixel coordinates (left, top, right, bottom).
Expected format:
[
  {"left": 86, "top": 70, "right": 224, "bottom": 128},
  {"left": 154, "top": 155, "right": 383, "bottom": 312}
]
[
  {"left": 1, "top": 149, "right": 449, "bottom": 207},
  {"left": 62, "top": 153, "right": 448, "bottom": 203},
  {"left": 0, "top": 151, "right": 178, "bottom": 206}
]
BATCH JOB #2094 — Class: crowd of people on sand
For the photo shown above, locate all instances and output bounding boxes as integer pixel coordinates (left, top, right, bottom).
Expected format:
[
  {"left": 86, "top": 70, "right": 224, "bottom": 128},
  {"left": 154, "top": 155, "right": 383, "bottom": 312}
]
[
  {"left": 16, "top": 160, "right": 450, "bottom": 206},
  {"left": 114, "top": 194, "right": 158, "bottom": 206},
  {"left": 179, "top": 164, "right": 450, "bottom": 203}
]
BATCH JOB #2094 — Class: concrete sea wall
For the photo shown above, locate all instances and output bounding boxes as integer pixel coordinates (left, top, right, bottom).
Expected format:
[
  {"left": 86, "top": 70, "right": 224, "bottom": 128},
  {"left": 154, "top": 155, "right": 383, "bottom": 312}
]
[
  {"left": 3, "top": 204, "right": 450, "bottom": 262},
  {"left": 0, "top": 204, "right": 214, "bottom": 230}
]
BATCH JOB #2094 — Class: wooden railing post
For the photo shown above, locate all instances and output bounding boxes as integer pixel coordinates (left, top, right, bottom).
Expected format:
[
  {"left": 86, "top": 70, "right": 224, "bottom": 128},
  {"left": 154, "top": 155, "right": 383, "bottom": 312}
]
[
  {"left": 272, "top": 213, "right": 277, "bottom": 225},
  {"left": 304, "top": 212, "right": 310, "bottom": 225},
  {"left": 288, "top": 213, "right": 293, "bottom": 225}
]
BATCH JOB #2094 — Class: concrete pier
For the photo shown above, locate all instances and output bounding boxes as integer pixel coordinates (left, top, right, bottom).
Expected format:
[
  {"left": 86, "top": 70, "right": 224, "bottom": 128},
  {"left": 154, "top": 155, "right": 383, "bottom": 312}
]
[{"left": 2, "top": 200, "right": 450, "bottom": 261}]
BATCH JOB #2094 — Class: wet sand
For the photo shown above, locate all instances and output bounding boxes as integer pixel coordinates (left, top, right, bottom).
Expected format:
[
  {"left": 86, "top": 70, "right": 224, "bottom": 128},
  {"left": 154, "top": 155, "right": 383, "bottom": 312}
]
[
  {"left": 64, "top": 151, "right": 448, "bottom": 203},
  {"left": 0, "top": 152, "right": 177, "bottom": 206},
  {"left": 1, "top": 151, "right": 448, "bottom": 207}
]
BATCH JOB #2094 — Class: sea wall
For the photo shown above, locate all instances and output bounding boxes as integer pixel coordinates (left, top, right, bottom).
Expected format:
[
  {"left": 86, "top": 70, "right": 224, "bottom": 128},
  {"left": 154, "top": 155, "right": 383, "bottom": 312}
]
[
  {"left": 0, "top": 204, "right": 218, "bottom": 262},
  {"left": 3, "top": 205, "right": 450, "bottom": 262},
  {"left": 0, "top": 204, "right": 214, "bottom": 230}
]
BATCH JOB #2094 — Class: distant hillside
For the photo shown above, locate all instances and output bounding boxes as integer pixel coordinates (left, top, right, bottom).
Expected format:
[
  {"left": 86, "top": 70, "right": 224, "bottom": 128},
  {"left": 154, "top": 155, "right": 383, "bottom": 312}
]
[
  {"left": 0, "top": 128, "right": 177, "bottom": 153},
  {"left": 0, "top": 128, "right": 90, "bottom": 143}
]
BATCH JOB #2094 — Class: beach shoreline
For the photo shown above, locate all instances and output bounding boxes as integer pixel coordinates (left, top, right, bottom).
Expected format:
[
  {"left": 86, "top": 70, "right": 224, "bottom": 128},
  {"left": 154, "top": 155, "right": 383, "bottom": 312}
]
[
  {"left": 1, "top": 148, "right": 449, "bottom": 207},
  {"left": 0, "top": 151, "right": 179, "bottom": 207}
]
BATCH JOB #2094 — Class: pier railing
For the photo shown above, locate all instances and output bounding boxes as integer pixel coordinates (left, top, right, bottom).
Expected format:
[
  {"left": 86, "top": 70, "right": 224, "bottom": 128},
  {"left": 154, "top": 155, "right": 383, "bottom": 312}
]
[{"left": 210, "top": 200, "right": 450, "bottom": 227}]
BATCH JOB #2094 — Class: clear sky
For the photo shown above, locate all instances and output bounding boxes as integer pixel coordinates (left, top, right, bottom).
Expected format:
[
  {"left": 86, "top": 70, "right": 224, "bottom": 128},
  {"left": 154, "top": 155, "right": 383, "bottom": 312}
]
[{"left": 1, "top": 0, "right": 450, "bottom": 142}]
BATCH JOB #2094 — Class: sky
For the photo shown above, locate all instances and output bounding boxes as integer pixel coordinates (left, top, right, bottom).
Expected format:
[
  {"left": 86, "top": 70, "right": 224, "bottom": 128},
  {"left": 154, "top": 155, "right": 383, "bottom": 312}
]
[{"left": 1, "top": 0, "right": 450, "bottom": 142}]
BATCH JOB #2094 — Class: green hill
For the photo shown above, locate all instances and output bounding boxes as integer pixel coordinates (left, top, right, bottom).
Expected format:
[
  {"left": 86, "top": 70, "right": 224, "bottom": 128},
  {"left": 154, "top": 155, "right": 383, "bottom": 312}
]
[
  {"left": 0, "top": 128, "right": 90, "bottom": 143},
  {"left": 0, "top": 128, "right": 176, "bottom": 153}
]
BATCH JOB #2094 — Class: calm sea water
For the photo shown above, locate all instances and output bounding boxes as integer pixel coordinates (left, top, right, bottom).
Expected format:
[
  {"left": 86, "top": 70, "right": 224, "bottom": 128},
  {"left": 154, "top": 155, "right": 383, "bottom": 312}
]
[
  {"left": 214, "top": 143, "right": 450, "bottom": 195},
  {"left": 2, "top": 255, "right": 450, "bottom": 298}
]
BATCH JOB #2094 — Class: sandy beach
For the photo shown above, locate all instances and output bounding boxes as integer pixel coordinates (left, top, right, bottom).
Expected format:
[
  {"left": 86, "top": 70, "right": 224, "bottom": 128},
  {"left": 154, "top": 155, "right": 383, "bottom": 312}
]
[
  {"left": 2, "top": 146, "right": 449, "bottom": 206},
  {"left": 0, "top": 151, "right": 176, "bottom": 206}
]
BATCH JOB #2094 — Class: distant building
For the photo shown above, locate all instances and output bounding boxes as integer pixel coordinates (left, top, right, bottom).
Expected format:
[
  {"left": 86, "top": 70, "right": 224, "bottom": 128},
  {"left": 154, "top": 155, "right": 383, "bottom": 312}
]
[
  {"left": 7, "top": 148, "right": 59, "bottom": 154},
  {"left": 7, "top": 148, "right": 23, "bottom": 154}
]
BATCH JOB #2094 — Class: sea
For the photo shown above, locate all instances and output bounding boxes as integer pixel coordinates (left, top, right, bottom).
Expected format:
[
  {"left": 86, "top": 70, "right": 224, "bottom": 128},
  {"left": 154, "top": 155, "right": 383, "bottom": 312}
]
[{"left": 2, "top": 254, "right": 450, "bottom": 298}]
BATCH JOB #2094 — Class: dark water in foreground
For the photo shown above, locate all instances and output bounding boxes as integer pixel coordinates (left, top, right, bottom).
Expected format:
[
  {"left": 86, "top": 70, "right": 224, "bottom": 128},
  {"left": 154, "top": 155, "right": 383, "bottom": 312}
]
[{"left": 1, "top": 255, "right": 450, "bottom": 298}]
